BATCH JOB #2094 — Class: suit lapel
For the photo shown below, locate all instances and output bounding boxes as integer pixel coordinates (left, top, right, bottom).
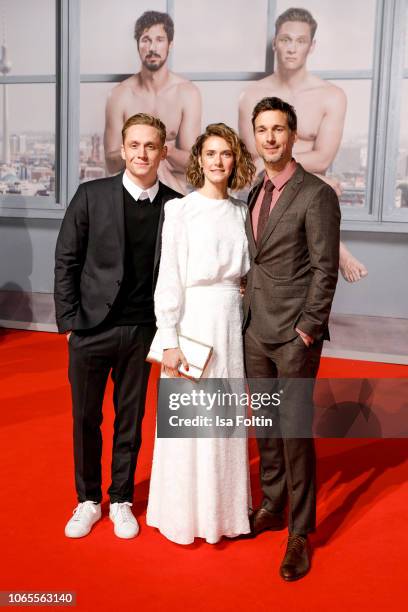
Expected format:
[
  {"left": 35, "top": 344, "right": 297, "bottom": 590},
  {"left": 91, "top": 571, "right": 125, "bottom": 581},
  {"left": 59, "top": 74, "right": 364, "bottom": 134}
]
[
  {"left": 256, "top": 164, "right": 304, "bottom": 254},
  {"left": 153, "top": 182, "right": 166, "bottom": 276},
  {"left": 246, "top": 179, "right": 263, "bottom": 256},
  {"left": 112, "top": 172, "right": 125, "bottom": 261}
]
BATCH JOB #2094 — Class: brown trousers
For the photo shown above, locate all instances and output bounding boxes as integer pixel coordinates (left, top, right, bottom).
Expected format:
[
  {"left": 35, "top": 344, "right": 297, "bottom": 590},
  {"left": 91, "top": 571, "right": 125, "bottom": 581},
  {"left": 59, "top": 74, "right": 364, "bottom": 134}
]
[{"left": 244, "top": 322, "right": 323, "bottom": 535}]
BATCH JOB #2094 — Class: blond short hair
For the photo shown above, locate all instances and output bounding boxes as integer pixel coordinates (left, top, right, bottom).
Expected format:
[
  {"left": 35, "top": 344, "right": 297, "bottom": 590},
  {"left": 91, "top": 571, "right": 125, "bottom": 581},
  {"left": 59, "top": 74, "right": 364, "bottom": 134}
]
[{"left": 121, "top": 113, "right": 166, "bottom": 145}]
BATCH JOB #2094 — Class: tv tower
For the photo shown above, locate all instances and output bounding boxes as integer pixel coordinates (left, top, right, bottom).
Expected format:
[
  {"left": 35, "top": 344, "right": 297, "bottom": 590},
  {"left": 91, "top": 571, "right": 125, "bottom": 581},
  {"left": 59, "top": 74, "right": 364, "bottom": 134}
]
[{"left": 0, "top": 7, "right": 11, "bottom": 165}]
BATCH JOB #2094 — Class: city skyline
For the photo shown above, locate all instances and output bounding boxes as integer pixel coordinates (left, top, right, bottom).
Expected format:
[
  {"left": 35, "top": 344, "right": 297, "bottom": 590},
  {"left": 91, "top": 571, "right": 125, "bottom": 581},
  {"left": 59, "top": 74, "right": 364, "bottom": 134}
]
[{"left": 0, "top": 5, "right": 54, "bottom": 196}]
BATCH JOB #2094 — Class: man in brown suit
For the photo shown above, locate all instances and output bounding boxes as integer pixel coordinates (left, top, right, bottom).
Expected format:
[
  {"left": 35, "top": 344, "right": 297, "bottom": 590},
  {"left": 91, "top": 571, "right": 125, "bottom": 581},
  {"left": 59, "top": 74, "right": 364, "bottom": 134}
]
[{"left": 243, "top": 97, "right": 340, "bottom": 581}]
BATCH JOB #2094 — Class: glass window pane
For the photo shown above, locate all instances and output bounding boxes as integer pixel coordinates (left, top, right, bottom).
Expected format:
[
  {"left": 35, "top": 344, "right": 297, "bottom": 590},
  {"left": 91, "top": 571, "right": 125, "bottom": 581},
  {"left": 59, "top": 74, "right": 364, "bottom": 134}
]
[
  {"left": 386, "top": 5, "right": 408, "bottom": 218},
  {"left": 275, "top": 0, "right": 376, "bottom": 71},
  {"left": 0, "top": 0, "right": 55, "bottom": 75},
  {"left": 328, "top": 80, "right": 372, "bottom": 208},
  {"left": 404, "top": 0, "right": 408, "bottom": 70},
  {"left": 395, "top": 79, "right": 408, "bottom": 210},
  {"left": 0, "top": 84, "right": 55, "bottom": 197},
  {"left": 80, "top": 0, "right": 167, "bottom": 74},
  {"left": 196, "top": 81, "right": 249, "bottom": 132},
  {"left": 80, "top": 83, "right": 111, "bottom": 182},
  {"left": 172, "top": 0, "right": 268, "bottom": 73},
  {"left": 80, "top": 79, "right": 372, "bottom": 207}
]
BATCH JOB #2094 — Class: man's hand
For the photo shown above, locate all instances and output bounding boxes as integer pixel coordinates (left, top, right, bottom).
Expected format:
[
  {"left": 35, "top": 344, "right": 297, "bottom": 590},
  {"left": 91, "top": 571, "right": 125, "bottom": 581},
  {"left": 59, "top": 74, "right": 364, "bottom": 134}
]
[
  {"left": 66, "top": 331, "right": 72, "bottom": 342},
  {"left": 163, "top": 139, "right": 190, "bottom": 174},
  {"left": 295, "top": 327, "right": 314, "bottom": 347},
  {"left": 162, "top": 348, "right": 189, "bottom": 377}
]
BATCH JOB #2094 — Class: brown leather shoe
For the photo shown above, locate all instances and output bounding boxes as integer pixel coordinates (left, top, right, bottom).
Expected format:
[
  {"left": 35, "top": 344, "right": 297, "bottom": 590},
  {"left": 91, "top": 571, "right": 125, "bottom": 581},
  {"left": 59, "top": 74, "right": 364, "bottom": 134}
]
[
  {"left": 280, "top": 534, "right": 310, "bottom": 581},
  {"left": 249, "top": 508, "right": 285, "bottom": 536}
]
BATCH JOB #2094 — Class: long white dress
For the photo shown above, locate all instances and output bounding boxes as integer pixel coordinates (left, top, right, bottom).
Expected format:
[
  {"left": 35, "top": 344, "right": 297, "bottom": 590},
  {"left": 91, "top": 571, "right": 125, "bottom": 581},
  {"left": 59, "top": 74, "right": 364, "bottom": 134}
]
[{"left": 146, "top": 190, "right": 251, "bottom": 544}]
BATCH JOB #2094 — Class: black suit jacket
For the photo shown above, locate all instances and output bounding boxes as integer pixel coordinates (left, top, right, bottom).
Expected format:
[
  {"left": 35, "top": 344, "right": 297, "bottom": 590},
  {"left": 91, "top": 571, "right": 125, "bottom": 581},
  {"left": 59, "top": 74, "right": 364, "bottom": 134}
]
[
  {"left": 54, "top": 172, "right": 181, "bottom": 333},
  {"left": 243, "top": 163, "right": 341, "bottom": 343}
]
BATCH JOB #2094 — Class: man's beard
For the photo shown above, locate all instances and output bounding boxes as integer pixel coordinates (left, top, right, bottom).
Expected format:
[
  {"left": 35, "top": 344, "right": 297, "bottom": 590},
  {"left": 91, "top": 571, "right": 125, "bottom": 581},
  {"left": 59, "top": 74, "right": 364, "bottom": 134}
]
[
  {"left": 261, "top": 151, "right": 283, "bottom": 164},
  {"left": 142, "top": 54, "right": 167, "bottom": 72}
]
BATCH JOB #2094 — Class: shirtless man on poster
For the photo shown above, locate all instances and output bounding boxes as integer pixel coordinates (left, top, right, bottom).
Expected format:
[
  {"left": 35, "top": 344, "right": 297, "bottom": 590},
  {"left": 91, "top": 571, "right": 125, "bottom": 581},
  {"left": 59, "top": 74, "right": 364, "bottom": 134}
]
[
  {"left": 104, "top": 11, "right": 201, "bottom": 193},
  {"left": 239, "top": 7, "right": 367, "bottom": 282}
]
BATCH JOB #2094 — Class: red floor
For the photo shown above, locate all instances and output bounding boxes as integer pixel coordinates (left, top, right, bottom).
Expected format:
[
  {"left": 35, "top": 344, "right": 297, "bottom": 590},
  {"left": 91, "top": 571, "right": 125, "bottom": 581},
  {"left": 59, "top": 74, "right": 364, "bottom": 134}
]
[{"left": 0, "top": 329, "right": 407, "bottom": 611}]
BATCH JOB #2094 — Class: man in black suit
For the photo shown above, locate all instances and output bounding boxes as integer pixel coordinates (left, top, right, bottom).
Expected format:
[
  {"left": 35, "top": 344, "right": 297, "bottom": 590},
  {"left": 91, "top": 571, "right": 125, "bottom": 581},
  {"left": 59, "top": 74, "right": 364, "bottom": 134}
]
[{"left": 55, "top": 113, "right": 181, "bottom": 539}]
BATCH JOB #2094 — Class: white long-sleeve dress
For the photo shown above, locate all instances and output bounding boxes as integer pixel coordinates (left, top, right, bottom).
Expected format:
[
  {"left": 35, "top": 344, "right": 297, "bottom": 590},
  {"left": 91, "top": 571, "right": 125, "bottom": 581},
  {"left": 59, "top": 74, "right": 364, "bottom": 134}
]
[{"left": 146, "top": 190, "right": 251, "bottom": 544}]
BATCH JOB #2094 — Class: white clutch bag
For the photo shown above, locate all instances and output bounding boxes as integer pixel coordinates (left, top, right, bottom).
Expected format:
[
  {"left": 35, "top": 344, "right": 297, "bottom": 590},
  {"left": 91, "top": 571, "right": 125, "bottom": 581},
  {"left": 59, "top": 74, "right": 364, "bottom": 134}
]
[{"left": 146, "top": 331, "right": 213, "bottom": 381}]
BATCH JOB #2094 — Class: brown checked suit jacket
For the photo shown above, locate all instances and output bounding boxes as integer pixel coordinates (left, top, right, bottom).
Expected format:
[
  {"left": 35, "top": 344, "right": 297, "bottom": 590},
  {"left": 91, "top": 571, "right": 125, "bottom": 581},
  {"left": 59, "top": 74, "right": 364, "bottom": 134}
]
[{"left": 243, "top": 162, "right": 341, "bottom": 343}]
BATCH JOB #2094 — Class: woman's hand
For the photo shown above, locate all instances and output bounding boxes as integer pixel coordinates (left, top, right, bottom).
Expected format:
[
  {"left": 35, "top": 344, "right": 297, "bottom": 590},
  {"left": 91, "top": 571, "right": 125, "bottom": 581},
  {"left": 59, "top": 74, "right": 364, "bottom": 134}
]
[
  {"left": 162, "top": 348, "right": 189, "bottom": 377},
  {"left": 240, "top": 276, "right": 247, "bottom": 296}
]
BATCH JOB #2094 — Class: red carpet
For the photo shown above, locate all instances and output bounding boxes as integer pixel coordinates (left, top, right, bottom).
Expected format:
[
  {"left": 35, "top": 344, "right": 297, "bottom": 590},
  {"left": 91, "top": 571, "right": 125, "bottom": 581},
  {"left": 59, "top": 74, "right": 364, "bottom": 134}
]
[{"left": 0, "top": 329, "right": 407, "bottom": 611}]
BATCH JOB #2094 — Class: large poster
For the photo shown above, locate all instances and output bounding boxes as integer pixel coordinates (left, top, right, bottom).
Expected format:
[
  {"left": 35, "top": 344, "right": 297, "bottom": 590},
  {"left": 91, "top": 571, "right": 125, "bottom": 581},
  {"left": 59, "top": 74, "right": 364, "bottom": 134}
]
[{"left": 79, "top": 0, "right": 378, "bottom": 212}]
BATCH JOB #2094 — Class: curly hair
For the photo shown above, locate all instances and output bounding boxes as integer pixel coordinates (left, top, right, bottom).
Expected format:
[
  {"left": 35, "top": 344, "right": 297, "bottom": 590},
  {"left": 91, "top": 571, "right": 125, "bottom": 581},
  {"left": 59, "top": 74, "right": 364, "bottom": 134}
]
[
  {"left": 186, "top": 123, "right": 256, "bottom": 191},
  {"left": 134, "top": 11, "right": 174, "bottom": 45}
]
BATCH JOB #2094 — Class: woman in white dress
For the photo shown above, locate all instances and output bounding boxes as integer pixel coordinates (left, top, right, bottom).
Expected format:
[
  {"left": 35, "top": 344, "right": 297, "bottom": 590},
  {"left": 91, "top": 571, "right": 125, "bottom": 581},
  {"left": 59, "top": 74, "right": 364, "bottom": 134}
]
[{"left": 146, "top": 123, "right": 256, "bottom": 544}]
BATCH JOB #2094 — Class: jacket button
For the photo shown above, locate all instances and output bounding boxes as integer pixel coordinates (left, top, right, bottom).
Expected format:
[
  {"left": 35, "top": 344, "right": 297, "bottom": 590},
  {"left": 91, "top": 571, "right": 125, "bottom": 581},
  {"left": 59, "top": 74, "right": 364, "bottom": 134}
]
[{"left": 106, "top": 302, "right": 112, "bottom": 308}]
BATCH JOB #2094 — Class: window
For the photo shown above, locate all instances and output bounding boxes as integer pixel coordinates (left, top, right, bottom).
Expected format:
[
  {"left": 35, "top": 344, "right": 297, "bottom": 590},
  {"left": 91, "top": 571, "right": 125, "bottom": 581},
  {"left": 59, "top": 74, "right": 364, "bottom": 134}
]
[
  {"left": 395, "top": 81, "right": 408, "bottom": 211},
  {"left": 277, "top": 0, "right": 376, "bottom": 71},
  {"left": 0, "top": 0, "right": 57, "bottom": 215},
  {"left": 1, "top": 0, "right": 407, "bottom": 233},
  {"left": 80, "top": 0, "right": 164, "bottom": 74},
  {"left": 382, "top": 0, "right": 408, "bottom": 223},
  {"left": 79, "top": 0, "right": 167, "bottom": 186},
  {"left": 171, "top": 0, "right": 268, "bottom": 73},
  {"left": 275, "top": 0, "right": 377, "bottom": 216}
]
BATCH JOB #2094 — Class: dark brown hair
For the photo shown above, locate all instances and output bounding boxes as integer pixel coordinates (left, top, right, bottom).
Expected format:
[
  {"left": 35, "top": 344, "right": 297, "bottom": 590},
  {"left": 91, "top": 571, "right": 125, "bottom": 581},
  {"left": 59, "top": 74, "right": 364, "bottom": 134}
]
[
  {"left": 134, "top": 11, "right": 174, "bottom": 45},
  {"left": 121, "top": 113, "right": 166, "bottom": 145},
  {"left": 251, "top": 97, "right": 297, "bottom": 132},
  {"left": 186, "top": 123, "right": 256, "bottom": 191}
]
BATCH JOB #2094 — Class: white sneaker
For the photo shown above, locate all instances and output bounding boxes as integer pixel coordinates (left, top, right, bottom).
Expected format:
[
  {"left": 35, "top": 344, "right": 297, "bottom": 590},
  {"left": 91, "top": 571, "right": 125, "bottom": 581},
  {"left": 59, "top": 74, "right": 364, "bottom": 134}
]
[
  {"left": 109, "top": 502, "right": 139, "bottom": 539},
  {"left": 65, "top": 501, "right": 101, "bottom": 538}
]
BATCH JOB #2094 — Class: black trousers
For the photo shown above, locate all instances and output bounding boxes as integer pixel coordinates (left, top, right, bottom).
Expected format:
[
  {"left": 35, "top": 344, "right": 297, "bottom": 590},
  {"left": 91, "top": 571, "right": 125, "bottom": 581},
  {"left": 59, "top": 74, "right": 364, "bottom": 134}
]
[
  {"left": 244, "top": 322, "right": 323, "bottom": 536},
  {"left": 68, "top": 324, "right": 155, "bottom": 504}
]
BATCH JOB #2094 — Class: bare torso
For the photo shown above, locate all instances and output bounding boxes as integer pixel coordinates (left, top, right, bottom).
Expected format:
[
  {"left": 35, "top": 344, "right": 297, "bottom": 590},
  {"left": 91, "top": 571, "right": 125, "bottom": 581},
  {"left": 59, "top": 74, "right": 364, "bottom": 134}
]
[
  {"left": 238, "top": 71, "right": 368, "bottom": 283},
  {"left": 239, "top": 71, "right": 367, "bottom": 282},
  {"left": 117, "top": 73, "right": 186, "bottom": 143},
  {"left": 105, "top": 71, "right": 201, "bottom": 193},
  {"left": 240, "top": 72, "right": 342, "bottom": 160}
]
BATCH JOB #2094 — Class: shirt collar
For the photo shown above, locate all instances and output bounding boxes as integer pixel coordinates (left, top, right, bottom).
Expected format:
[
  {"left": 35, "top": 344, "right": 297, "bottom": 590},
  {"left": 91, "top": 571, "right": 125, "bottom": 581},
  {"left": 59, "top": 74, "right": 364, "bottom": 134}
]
[
  {"left": 265, "top": 159, "right": 297, "bottom": 191},
  {"left": 122, "top": 170, "right": 159, "bottom": 202}
]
